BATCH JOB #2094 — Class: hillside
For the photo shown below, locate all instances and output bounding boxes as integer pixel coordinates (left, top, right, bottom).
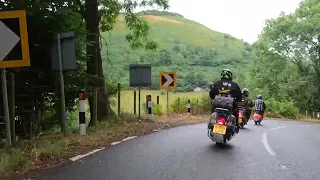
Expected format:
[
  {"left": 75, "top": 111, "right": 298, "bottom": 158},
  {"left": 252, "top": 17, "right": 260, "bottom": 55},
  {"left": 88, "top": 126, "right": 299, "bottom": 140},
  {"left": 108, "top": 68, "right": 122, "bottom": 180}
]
[{"left": 101, "top": 11, "right": 252, "bottom": 91}]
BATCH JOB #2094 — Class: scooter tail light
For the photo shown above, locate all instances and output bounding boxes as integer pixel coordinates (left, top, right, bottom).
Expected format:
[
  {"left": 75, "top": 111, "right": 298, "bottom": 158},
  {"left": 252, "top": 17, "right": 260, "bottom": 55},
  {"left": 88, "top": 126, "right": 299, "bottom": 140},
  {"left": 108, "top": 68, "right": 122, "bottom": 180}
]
[{"left": 216, "top": 117, "right": 226, "bottom": 125}]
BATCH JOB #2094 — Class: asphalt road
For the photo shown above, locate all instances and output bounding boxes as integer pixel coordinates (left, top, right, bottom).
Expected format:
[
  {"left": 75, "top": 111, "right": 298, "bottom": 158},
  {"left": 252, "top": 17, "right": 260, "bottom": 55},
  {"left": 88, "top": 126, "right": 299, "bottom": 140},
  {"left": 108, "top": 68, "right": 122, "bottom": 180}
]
[{"left": 28, "top": 119, "right": 320, "bottom": 180}]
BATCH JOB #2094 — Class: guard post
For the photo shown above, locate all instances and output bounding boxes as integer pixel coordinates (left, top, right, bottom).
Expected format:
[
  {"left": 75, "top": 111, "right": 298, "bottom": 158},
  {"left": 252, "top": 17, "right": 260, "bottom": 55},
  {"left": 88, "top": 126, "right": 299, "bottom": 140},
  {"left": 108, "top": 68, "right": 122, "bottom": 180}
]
[
  {"left": 147, "top": 95, "right": 153, "bottom": 120},
  {"left": 187, "top": 99, "right": 191, "bottom": 116},
  {"left": 79, "top": 91, "right": 86, "bottom": 135}
]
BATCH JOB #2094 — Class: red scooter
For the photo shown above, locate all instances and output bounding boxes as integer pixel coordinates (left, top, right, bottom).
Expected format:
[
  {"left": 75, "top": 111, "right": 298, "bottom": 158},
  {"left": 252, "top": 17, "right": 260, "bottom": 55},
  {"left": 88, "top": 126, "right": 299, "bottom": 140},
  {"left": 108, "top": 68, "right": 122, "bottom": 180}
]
[{"left": 253, "top": 113, "right": 263, "bottom": 125}]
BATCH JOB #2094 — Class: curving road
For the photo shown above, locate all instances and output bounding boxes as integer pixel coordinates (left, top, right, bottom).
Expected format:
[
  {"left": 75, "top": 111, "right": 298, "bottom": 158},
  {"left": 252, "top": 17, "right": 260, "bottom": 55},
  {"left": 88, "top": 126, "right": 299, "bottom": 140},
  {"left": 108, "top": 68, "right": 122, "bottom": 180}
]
[{"left": 28, "top": 119, "right": 320, "bottom": 180}]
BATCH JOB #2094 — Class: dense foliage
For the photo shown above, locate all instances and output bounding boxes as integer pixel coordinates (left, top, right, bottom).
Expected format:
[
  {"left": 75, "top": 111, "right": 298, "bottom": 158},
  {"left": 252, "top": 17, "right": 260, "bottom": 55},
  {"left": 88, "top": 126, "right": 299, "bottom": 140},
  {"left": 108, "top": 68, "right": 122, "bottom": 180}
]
[{"left": 243, "top": 0, "right": 320, "bottom": 116}]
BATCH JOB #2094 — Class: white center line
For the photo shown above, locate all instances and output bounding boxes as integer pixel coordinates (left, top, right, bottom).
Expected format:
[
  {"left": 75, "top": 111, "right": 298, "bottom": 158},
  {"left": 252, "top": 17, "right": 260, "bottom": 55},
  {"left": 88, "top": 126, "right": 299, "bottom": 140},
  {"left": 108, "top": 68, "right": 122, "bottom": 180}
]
[
  {"left": 262, "top": 132, "right": 276, "bottom": 156},
  {"left": 270, "top": 126, "right": 286, "bottom": 131}
]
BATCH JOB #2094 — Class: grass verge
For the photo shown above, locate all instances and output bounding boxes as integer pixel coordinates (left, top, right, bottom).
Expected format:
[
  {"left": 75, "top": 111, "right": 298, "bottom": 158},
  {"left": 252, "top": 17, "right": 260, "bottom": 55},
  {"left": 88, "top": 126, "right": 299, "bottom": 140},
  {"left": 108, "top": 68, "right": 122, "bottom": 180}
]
[{"left": 1, "top": 113, "right": 209, "bottom": 180}]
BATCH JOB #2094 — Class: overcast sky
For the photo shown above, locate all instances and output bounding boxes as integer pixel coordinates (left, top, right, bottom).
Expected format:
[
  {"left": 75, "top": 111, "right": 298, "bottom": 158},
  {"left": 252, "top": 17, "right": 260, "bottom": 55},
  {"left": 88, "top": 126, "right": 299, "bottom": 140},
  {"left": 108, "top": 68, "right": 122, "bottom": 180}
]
[{"left": 143, "top": 0, "right": 302, "bottom": 44}]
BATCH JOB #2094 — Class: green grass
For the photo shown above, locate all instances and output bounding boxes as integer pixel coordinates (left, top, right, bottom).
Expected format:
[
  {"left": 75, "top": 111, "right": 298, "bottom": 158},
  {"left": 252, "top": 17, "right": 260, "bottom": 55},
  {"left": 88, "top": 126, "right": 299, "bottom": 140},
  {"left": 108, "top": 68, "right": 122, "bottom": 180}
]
[
  {"left": 111, "top": 90, "right": 207, "bottom": 113},
  {"left": 0, "top": 149, "right": 27, "bottom": 173}
]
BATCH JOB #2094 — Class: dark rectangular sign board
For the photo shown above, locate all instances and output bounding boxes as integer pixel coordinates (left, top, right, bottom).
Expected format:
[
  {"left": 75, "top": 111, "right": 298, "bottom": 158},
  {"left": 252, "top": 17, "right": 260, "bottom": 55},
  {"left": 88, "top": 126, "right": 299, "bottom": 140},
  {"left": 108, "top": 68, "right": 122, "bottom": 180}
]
[
  {"left": 51, "top": 32, "right": 77, "bottom": 71},
  {"left": 129, "top": 64, "right": 151, "bottom": 87}
]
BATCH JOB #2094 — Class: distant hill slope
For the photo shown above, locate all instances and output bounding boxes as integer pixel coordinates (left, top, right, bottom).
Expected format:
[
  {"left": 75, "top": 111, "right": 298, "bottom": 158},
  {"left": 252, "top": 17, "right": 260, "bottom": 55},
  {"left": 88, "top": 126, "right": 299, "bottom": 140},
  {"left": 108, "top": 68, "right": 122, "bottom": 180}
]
[{"left": 101, "top": 11, "right": 252, "bottom": 91}]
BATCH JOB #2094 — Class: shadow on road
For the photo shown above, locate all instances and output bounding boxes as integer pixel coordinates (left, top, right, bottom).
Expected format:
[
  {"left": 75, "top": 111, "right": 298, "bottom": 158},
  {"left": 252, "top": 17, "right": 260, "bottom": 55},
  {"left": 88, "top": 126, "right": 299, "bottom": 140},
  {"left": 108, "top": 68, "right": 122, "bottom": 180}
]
[
  {"left": 240, "top": 127, "right": 251, "bottom": 131},
  {"left": 207, "top": 143, "right": 234, "bottom": 152}
]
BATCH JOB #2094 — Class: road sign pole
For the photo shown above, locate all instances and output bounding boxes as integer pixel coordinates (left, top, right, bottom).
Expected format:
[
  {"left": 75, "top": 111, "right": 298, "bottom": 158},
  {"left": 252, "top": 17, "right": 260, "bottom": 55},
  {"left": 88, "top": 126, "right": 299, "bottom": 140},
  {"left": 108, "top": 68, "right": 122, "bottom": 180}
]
[
  {"left": 1, "top": 68, "right": 12, "bottom": 146},
  {"left": 167, "top": 90, "right": 169, "bottom": 115},
  {"left": 133, "top": 91, "right": 136, "bottom": 114},
  {"left": 9, "top": 73, "right": 15, "bottom": 144},
  {"left": 57, "top": 34, "right": 67, "bottom": 136},
  {"left": 117, "top": 83, "right": 121, "bottom": 116},
  {"left": 138, "top": 87, "right": 141, "bottom": 120}
]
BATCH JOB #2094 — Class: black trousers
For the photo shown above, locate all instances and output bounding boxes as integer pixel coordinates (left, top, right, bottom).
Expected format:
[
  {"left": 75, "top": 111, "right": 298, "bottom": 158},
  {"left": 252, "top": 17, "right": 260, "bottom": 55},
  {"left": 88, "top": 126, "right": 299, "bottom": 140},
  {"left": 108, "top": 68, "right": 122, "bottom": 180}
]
[{"left": 245, "top": 109, "right": 251, "bottom": 120}]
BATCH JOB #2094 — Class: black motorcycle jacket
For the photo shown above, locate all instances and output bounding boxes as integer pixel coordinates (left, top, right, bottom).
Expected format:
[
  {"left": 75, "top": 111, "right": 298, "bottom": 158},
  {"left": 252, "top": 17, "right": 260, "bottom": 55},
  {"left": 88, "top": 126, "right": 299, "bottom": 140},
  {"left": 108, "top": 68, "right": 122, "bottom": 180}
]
[{"left": 209, "top": 78, "right": 242, "bottom": 103}]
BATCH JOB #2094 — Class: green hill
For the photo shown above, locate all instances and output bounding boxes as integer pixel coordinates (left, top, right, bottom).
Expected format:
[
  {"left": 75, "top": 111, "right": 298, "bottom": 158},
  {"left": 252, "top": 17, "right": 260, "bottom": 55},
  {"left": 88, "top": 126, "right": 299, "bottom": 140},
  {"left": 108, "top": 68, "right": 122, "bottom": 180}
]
[{"left": 101, "top": 10, "right": 252, "bottom": 91}]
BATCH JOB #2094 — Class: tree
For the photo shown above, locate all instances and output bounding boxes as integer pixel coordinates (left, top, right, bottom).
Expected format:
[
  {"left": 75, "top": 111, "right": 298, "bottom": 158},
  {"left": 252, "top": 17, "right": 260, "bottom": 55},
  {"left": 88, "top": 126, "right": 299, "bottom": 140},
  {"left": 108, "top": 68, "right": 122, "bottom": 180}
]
[
  {"left": 247, "top": 0, "right": 320, "bottom": 110},
  {"left": 159, "top": 49, "right": 172, "bottom": 65},
  {"left": 81, "top": 0, "right": 169, "bottom": 124}
]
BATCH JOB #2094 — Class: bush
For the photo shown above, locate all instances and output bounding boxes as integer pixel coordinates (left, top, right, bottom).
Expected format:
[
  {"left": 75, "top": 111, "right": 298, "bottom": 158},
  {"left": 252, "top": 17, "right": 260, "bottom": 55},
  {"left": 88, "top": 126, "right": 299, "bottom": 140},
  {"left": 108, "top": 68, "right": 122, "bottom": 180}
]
[
  {"left": 171, "top": 97, "right": 188, "bottom": 113},
  {"left": 265, "top": 98, "right": 299, "bottom": 119},
  {"left": 153, "top": 105, "right": 164, "bottom": 116}
]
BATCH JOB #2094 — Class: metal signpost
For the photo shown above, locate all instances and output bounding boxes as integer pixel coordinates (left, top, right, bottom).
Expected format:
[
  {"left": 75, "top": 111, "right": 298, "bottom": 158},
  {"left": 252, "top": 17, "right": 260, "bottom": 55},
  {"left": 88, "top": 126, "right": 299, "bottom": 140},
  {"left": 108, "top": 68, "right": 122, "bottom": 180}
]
[
  {"left": 50, "top": 32, "right": 77, "bottom": 136},
  {"left": 159, "top": 72, "right": 177, "bottom": 115},
  {"left": 129, "top": 64, "right": 151, "bottom": 119},
  {"left": 0, "top": 10, "right": 30, "bottom": 146}
]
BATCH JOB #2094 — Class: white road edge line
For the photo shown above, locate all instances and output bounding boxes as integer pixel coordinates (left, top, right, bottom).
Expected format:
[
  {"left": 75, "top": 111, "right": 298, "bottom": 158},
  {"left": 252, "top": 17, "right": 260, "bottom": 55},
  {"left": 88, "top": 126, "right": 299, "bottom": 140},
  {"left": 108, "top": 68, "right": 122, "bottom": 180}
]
[
  {"left": 70, "top": 136, "right": 138, "bottom": 161},
  {"left": 111, "top": 141, "right": 122, "bottom": 146},
  {"left": 122, "top": 136, "right": 137, "bottom": 142},
  {"left": 270, "top": 126, "right": 286, "bottom": 131},
  {"left": 70, "top": 147, "right": 106, "bottom": 161},
  {"left": 262, "top": 132, "right": 276, "bottom": 156}
]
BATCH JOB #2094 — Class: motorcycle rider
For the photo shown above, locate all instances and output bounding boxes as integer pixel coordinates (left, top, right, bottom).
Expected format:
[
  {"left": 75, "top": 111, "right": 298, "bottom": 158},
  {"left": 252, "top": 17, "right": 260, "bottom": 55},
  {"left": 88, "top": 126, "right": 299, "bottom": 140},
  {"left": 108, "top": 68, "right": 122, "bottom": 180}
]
[
  {"left": 209, "top": 69, "right": 242, "bottom": 131},
  {"left": 254, "top": 95, "right": 266, "bottom": 118},
  {"left": 240, "top": 88, "right": 253, "bottom": 121}
]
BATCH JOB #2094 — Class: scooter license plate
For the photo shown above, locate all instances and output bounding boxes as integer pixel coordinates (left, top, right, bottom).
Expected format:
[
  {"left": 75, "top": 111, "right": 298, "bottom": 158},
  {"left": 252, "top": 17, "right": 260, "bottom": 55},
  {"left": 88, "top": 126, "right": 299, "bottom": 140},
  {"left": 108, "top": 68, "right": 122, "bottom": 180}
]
[
  {"left": 213, "top": 124, "right": 227, "bottom": 135},
  {"left": 238, "top": 118, "right": 243, "bottom": 123}
]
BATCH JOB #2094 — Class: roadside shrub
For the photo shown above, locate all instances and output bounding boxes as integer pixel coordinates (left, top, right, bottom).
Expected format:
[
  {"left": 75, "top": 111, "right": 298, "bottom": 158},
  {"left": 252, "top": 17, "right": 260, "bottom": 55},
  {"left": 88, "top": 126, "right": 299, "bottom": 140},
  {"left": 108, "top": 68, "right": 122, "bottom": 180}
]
[
  {"left": 265, "top": 98, "right": 299, "bottom": 119},
  {"left": 153, "top": 104, "right": 164, "bottom": 116},
  {"left": 171, "top": 97, "right": 188, "bottom": 113}
]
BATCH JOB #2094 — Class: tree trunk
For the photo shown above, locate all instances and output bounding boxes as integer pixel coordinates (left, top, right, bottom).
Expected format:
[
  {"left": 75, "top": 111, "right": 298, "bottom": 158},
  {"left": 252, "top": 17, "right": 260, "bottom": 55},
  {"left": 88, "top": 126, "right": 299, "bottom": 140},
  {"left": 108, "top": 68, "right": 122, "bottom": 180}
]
[{"left": 85, "top": 0, "right": 114, "bottom": 125}]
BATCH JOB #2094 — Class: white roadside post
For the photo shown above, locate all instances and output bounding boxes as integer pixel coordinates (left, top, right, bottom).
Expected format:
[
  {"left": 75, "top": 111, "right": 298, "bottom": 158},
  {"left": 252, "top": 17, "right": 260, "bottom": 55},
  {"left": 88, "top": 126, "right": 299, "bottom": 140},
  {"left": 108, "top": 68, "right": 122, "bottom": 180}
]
[
  {"left": 79, "top": 91, "right": 86, "bottom": 135},
  {"left": 147, "top": 95, "right": 153, "bottom": 121},
  {"left": 187, "top": 99, "right": 191, "bottom": 117}
]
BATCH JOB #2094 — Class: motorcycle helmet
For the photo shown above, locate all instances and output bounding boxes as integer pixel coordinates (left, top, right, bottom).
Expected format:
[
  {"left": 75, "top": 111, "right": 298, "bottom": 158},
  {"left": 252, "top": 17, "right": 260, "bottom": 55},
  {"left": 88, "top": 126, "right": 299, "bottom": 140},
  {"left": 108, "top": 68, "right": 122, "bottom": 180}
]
[
  {"left": 221, "top": 69, "right": 233, "bottom": 80},
  {"left": 242, "top": 88, "right": 249, "bottom": 96},
  {"left": 257, "top": 95, "right": 262, "bottom": 99}
]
